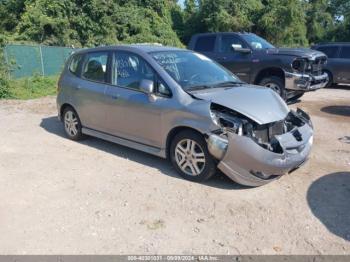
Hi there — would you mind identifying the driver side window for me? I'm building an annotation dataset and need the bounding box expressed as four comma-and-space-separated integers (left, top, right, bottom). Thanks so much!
112, 51, 154, 90
220, 35, 247, 52
112, 51, 171, 96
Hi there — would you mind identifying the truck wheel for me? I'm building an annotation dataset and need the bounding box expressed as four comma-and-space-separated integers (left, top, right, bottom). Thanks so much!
289, 92, 304, 102
170, 130, 217, 182
324, 70, 333, 88
259, 76, 287, 100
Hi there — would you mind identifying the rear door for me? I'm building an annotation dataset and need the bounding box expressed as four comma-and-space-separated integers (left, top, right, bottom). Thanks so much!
338, 46, 350, 83
75, 51, 111, 131
192, 35, 217, 60
214, 34, 252, 82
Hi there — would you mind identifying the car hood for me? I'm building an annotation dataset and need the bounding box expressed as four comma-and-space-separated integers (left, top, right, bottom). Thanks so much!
266, 47, 326, 59
191, 85, 289, 125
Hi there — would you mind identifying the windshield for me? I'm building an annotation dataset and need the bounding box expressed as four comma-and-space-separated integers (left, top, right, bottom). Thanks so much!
241, 34, 275, 50
150, 51, 241, 91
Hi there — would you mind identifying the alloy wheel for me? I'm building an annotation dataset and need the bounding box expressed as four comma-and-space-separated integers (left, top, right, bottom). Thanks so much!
175, 139, 206, 176
64, 111, 79, 137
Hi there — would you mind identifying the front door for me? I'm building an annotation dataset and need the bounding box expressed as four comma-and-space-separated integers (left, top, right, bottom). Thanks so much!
214, 35, 252, 83
104, 51, 172, 148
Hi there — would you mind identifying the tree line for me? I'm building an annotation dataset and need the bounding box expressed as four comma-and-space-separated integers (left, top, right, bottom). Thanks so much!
0, 0, 349, 48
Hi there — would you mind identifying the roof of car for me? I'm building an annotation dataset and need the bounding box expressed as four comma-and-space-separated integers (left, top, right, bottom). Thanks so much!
193, 32, 253, 37
72, 44, 185, 55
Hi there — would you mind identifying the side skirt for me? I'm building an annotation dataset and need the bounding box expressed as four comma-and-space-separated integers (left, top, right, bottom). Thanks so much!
82, 127, 166, 158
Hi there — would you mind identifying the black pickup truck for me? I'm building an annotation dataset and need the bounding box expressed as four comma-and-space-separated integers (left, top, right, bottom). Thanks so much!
188, 32, 329, 101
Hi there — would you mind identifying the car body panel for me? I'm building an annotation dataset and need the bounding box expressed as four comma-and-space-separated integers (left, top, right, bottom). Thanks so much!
104, 85, 166, 147
328, 58, 350, 83
190, 85, 289, 124
74, 79, 110, 131
266, 48, 326, 59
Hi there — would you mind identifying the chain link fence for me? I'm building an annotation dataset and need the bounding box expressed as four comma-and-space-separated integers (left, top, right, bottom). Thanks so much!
4, 44, 75, 79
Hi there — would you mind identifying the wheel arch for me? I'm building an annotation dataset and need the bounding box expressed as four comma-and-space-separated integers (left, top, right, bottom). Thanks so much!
254, 67, 285, 85
323, 69, 334, 84
60, 103, 76, 121
165, 126, 205, 159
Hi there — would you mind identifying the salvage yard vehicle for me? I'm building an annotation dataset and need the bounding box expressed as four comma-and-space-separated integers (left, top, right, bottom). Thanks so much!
312, 42, 350, 87
57, 45, 314, 186
188, 32, 329, 101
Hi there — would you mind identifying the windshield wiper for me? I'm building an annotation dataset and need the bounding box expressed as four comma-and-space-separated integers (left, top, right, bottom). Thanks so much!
212, 81, 245, 88
187, 81, 244, 91
186, 85, 213, 91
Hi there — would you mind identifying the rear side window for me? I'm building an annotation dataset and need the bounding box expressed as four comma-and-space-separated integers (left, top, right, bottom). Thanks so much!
339, 46, 350, 59
69, 54, 83, 75
82, 52, 109, 83
317, 46, 339, 58
194, 36, 216, 52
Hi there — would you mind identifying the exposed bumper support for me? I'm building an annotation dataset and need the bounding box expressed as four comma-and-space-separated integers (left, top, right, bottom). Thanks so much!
207, 134, 228, 160
285, 71, 328, 91
208, 122, 313, 187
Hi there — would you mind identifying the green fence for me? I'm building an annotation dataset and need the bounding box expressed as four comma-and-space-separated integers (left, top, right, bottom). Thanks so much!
4, 44, 76, 79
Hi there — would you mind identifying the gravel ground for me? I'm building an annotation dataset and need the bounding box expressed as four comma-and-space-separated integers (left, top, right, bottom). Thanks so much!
0, 87, 349, 255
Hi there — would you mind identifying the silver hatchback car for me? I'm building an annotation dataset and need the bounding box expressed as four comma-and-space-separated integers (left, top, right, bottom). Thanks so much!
57, 45, 313, 186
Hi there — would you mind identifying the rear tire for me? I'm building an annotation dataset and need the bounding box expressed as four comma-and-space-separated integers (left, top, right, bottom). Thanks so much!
62, 106, 84, 141
259, 76, 287, 100
170, 130, 216, 182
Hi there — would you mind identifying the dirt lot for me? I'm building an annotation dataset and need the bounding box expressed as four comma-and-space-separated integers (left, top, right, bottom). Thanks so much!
0, 87, 349, 255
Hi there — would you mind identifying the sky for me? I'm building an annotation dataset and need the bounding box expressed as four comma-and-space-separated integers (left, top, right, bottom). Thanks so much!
178, 0, 185, 8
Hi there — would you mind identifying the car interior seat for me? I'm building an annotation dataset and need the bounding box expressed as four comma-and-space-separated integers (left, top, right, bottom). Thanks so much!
84, 60, 105, 82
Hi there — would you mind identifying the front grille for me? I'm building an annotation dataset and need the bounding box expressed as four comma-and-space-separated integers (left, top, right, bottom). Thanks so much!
309, 56, 326, 76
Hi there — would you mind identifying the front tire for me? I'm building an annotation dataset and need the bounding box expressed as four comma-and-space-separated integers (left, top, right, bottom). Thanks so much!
324, 70, 333, 88
259, 76, 287, 100
63, 107, 84, 141
170, 130, 216, 182
289, 92, 304, 102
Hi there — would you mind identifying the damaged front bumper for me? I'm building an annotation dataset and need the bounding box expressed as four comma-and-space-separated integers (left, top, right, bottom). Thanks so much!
207, 114, 313, 187
285, 71, 328, 91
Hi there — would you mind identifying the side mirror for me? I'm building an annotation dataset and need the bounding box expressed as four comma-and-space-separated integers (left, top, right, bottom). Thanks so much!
140, 79, 154, 94
231, 44, 251, 54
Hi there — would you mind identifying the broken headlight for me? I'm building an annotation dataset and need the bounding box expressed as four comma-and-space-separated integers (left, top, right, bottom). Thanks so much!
210, 103, 285, 154
291, 58, 309, 73
210, 103, 256, 136
211, 110, 244, 135
211, 110, 284, 153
